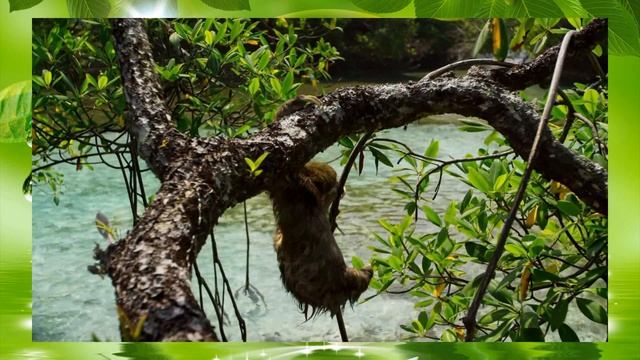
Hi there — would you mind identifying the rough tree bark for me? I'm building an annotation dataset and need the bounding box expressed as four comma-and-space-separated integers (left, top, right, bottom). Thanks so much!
100, 18, 607, 341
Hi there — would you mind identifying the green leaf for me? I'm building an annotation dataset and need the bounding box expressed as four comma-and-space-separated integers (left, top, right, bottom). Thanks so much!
552, 0, 589, 17
424, 139, 439, 158
253, 151, 269, 168
97, 75, 108, 90
505, 243, 528, 257
201, 0, 251, 10
351, 256, 365, 269
496, 264, 523, 290
476, 0, 562, 17
400, 324, 416, 334
473, 20, 491, 56
512, 0, 563, 17
205, 30, 214, 45
519, 311, 545, 341
294, 53, 307, 68
557, 200, 581, 216
475, 0, 513, 17
528, 238, 545, 258
620, 0, 640, 22
435, 227, 449, 248
444, 202, 457, 225
67, 0, 111, 17
248, 77, 260, 96
510, 19, 531, 50
415, 0, 481, 17
592, 44, 603, 56
43, 69, 52, 87
398, 215, 412, 233
467, 168, 491, 193
9, 0, 43, 12
558, 323, 580, 342
282, 72, 294, 95
441, 329, 458, 342
207, 52, 221, 73
370, 148, 393, 167
460, 190, 473, 212
244, 157, 256, 170
269, 77, 282, 96
581, 0, 640, 56
85, 73, 98, 88
422, 205, 442, 227
338, 136, 354, 148
582, 88, 600, 116
549, 299, 569, 331
479, 308, 512, 325
388, 256, 403, 271
351, 0, 411, 13
519, 326, 545, 341
465, 242, 488, 260
493, 173, 509, 191
531, 268, 560, 282
0, 81, 31, 143
477, 319, 514, 342
594, 287, 608, 299
418, 310, 429, 329
459, 119, 491, 132
576, 297, 607, 324
378, 219, 397, 234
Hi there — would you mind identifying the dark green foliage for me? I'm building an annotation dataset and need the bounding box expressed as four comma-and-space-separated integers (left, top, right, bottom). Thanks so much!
357, 18, 607, 341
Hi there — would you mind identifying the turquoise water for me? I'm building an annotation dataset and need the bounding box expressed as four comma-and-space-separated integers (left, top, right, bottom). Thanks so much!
32, 120, 606, 342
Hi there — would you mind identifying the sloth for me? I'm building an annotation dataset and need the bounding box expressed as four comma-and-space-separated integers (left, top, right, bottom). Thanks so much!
270, 162, 373, 318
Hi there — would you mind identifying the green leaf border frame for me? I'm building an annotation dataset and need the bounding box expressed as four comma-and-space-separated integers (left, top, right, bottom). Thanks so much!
1, 0, 638, 359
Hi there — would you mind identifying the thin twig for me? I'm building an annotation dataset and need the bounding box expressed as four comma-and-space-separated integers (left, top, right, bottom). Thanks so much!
557, 89, 578, 143
462, 30, 577, 342
193, 260, 227, 341
114, 151, 136, 222
329, 130, 374, 232
413, 150, 514, 210
130, 134, 149, 208
531, 244, 606, 291
371, 137, 415, 154
336, 311, 349, 342
210, 230, 247, 341
243, 201, 250, 290
209, 232, 230, 336
421, 59, 516, 81
31, 151, 124, 173
587, 51, 606, 80
326, 130, 375, 342
556, 214, 588, 258
573, 112, 608, 157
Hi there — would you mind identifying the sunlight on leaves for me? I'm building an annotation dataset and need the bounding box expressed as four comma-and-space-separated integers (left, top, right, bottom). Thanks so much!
0, 81, 31, 144
9, 0, 43, 12
201, 0, 251, 11
351, 0, 412, 13
67, 0, 111, 17
582, 0, 640, 56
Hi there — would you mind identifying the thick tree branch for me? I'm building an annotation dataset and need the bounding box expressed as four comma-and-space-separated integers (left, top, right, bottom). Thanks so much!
101, 19, 608, 341
111, 19, 187, 177
241, 77, 607, 214
483, 18, 607, 90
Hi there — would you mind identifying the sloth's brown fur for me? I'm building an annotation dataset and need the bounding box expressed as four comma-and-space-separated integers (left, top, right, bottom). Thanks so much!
270, 162, 373, 317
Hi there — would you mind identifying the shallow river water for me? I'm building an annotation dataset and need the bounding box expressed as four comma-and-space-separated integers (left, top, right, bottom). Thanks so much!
32, 88, 606, 343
